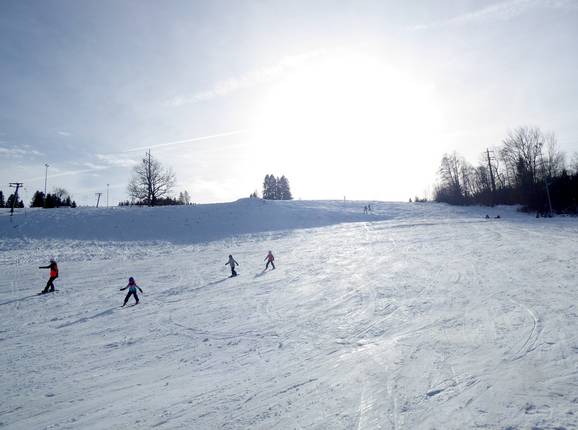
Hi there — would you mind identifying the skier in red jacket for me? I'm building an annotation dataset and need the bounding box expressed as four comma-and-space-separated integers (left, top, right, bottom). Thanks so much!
39, 259, 58, 294
264, 251, 275, 270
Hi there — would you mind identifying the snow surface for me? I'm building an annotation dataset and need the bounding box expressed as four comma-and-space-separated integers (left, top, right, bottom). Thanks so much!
1, 199, 577, 429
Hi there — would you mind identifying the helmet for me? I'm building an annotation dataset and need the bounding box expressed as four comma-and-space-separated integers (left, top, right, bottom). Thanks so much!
50, 258, 56, 262
129, 277, 135, 283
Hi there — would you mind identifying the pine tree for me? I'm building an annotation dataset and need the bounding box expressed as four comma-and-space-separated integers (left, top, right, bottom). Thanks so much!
263, 174, 278, 200
277, 175, 293, 200
30, 191, 45, 207
6, 193, 23, 209
262, 175, 270, 199
0, 190, 4, 208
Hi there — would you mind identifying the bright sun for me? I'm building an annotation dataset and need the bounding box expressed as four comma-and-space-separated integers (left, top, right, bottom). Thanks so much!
251, 51, 444, 200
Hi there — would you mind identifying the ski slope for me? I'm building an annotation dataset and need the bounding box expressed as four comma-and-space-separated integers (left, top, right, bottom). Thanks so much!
1, 200, 577, 429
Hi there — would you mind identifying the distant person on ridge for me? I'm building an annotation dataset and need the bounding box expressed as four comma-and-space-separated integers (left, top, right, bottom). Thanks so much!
264, 251, 275, 270
39, 258, 58, 294
225, 255, 239, 277
120, 277, 143, 307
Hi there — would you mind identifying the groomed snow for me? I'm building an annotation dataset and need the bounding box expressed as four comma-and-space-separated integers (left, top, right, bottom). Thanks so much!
1, 200, 577, 429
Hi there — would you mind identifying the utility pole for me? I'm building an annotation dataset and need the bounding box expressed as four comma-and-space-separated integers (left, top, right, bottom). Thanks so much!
147, 149, 152, 206
486, 149, 497, 206
544, 177, 553, 216
106, 184, 109, 208
44, 164, 49, 207
9, 182, 23, 215
539, 151, 553, 216
95, 192, 102, 208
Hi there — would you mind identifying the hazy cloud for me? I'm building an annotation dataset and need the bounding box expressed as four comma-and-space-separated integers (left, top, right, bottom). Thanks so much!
165, 50, 323, 107
412, 0, 578, 30
122, 129, 250, 153
96, 153, 138, 168
0, 145, 43, 158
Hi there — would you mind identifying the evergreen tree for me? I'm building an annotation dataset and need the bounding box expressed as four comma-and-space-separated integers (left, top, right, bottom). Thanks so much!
30, 191, 45, 207
263, 174, 278, 200
6, 193, 24, 209
262, 174, 293, 200
277, 175, 293, 200
38, 188, 76, 208
0, 190, 4, 208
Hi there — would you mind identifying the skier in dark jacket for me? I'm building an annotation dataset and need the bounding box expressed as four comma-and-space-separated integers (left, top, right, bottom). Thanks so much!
264, 251, 275, 270
120, 277, 143, 306
225, 255, 239, 277
39, 258, 58, 294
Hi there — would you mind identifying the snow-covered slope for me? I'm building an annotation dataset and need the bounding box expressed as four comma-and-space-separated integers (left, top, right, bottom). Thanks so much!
1, 201, 577, 429
1, 198, 387, 244
0, 198, 510, 244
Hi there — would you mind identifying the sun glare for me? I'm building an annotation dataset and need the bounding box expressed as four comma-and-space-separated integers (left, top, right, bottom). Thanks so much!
251, 51, 444, 200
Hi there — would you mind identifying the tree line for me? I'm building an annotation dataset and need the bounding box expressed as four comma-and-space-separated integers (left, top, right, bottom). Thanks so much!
434, 126, 578, 213
0, 190, 24, 209
30, 189, 77, 208
126, 152, 293, 205
0, 188, 77, 209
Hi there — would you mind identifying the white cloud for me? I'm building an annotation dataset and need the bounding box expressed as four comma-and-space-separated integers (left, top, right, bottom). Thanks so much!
0, 146, 43, 158
165, 50, 324, 107
121, 129, 249, 153
95, 153, 138, 168
412, 0, 578, 30
57, 131, 72, 137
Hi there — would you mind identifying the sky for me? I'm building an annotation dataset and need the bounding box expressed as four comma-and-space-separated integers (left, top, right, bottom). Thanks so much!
1, 0, 577, 206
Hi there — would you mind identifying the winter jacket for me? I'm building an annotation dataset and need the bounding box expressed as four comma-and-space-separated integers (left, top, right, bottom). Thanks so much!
226, 257, 239, 268
40, 262, 59, 278
121, 281, 142, 294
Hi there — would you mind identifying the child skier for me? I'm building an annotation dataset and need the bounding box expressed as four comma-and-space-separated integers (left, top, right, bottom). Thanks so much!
264, 251, 275, 270
225, 254, 239, 277
120, 277, 143, 307
39, 258, 58, 294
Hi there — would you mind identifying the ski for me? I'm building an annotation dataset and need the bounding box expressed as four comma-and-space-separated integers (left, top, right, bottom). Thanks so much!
37, 289, 59, 296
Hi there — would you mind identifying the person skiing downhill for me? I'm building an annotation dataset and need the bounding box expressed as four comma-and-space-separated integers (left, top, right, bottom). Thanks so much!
120, 277, 143, 307
39, 258, 58, 294
264, 251, 275, 270
225, 255, 239, 277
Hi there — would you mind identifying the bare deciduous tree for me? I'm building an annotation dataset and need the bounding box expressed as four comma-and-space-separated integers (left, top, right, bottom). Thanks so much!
570, 152, 578, 175
438, 152, 464, 196
541, 132, 565, 178
500, 126, 544, 186
128, 153, 176, 206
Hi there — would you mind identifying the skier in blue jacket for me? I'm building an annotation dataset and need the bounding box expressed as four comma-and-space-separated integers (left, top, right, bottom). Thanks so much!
120, 277, 143, 306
